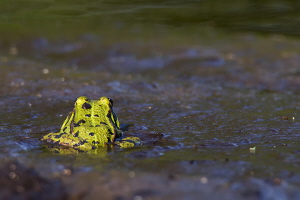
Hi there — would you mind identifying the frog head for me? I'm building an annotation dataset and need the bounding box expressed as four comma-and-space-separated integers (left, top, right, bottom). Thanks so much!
74, 96, 113, 110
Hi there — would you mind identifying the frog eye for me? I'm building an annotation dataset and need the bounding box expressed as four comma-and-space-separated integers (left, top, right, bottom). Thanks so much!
108, 97, 113, 107
75, 96, 90, 105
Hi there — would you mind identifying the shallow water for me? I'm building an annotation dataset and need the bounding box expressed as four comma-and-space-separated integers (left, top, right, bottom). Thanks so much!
1, 1, 300, 199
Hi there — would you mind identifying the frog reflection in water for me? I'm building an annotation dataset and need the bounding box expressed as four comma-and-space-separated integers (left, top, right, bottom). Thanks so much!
42, 96, 141, 151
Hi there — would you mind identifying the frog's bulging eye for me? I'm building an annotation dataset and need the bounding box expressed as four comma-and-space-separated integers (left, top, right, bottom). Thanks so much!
82, 102, 92, 109
75, 96, 89, 105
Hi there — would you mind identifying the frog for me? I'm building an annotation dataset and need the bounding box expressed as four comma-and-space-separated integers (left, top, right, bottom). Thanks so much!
42, 96, 141, 152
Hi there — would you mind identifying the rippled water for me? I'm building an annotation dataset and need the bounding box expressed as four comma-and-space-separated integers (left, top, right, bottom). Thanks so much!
1, 1, 300, 199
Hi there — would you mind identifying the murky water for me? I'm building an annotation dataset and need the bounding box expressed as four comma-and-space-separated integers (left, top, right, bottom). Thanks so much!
1, 1, 300, 199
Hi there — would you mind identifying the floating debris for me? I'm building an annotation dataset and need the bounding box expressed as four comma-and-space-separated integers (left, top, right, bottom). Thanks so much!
250, 146, 256, 153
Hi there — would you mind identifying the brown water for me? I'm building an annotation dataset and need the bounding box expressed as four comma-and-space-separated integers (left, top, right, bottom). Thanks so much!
1, 1, 300, 199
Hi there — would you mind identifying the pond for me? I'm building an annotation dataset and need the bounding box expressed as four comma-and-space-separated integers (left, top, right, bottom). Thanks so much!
1, 0, 300, 199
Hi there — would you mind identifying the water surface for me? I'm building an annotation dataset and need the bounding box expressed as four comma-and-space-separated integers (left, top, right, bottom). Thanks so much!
1, 1, 300, 199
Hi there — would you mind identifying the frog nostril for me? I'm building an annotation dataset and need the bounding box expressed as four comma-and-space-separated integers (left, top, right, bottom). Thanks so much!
82, 103, 92, 109
85, 114, 91, 117
94, 114, 99, 117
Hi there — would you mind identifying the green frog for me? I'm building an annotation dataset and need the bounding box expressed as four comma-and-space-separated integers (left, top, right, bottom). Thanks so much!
42, 96, 141, 152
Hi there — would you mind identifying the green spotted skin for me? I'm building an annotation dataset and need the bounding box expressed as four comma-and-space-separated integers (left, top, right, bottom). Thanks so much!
42, 96, 123, 151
